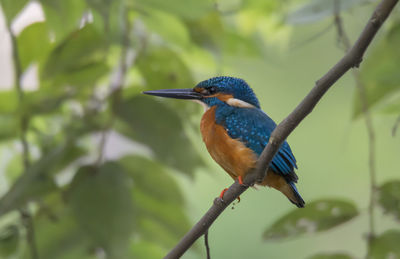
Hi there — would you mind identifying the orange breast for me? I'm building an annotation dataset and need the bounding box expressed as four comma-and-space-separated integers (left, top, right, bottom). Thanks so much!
200, 107, 257, 179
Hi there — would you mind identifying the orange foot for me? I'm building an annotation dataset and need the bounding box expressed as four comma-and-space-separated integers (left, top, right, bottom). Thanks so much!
238, 176, 244, 185
219, 188, 228, 200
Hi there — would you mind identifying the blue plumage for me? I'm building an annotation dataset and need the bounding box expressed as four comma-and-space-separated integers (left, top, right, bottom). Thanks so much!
196, 77, 298, 181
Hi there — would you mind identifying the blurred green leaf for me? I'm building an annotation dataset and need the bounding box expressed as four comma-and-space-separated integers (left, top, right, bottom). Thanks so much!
137, 47, 194, 90
0, 0, 29, 24
307, 252, 355, 259
131, 240, 165, 259
118, 156, 183, 205
287, 0, 368, 25
118, 156, 190, 248
24, 193, 96, 259
17, 22, 51, 72
0, 225, 19, 258
67, 163, 135, 258
0, 145, 68, 215
141, 10, 190, 48
135, 0, 212, 20
114, 96, 203, 175
41, 24, 108, 88
370, 230, 400, 259
354, 22, 400, 117
0, 91, 18, 114
39, 0, 86, 40
263, 199, 358, 240
377, 180, 400, 221
0, 115, 18, 142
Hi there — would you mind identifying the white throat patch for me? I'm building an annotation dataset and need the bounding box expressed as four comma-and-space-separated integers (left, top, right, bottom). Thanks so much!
226, 98, 256, 108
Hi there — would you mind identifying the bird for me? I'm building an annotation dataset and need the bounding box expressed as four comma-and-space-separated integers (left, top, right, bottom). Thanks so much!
143, 76, 305, 208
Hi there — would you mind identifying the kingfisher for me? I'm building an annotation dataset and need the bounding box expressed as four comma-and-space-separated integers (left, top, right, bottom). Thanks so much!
143, 76, 305, 208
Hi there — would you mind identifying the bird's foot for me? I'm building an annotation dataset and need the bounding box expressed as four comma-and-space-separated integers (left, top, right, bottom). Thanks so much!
238, 176, 244, 185
219, 188, 241, 203
219, 188, 228, 201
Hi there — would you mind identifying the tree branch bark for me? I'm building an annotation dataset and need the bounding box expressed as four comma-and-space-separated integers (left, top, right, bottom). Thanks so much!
165, 0, 399, 258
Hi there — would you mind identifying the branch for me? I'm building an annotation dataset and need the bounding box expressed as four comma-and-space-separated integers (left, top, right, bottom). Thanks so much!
6, 23, 39, 259
164, 0, 398, 258
333, 0, 378, 252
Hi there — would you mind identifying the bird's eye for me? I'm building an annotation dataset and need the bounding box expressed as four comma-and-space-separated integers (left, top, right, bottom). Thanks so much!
208, 86, 217, 94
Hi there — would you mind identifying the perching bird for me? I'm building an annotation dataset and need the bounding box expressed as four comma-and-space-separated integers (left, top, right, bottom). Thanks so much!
143, 76, 305, 208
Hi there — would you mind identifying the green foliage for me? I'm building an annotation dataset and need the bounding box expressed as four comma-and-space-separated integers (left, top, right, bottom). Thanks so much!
306, 253, 355, 259
114, 96, 203, 175
354, 21, 400, 117
378, 180, 400, 221
370, 230, 400, 259
0, 225, 19, 258
17, 22, 51, 72
67, 164, 135, 258
0, 0, 29, 24
263, 199, 358, 240
287, 0, 367, 24
41, 24, 108, 88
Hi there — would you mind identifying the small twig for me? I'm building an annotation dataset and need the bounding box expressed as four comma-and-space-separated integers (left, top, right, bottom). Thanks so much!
204, 230, 211, 259
333, 0, 377, 252
290, 22, 335, 50
96, 10, 132, 166
164, 1, 398, 258
6, 23, 39, 259
392, 115, 400, 136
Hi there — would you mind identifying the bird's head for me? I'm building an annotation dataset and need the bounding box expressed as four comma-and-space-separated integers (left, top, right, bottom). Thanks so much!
143, 76, 260, 109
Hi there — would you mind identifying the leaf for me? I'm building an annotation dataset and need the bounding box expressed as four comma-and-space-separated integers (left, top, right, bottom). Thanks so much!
354, 22, 400, 117
39, 0, 87, 40
41, 24, 108, 87
135, 0, 212, 20
263, 199, 358, 240
0, 225, 19, 258
137, 47, 194, 90
131, 240, 166, 259
0, 145, 67, 216
377, 180, 400, 220
370, 230, 400, 259
67, 163, 135, 258
287, 0, 369, 25
0, 0, 29, 24
23, 193, 97, 259
0, 115, 18, 142
114, 96, 203, 175
141, 9, 190, 48
17, 22, 51, 72
307, 253, 355, 259
117, 156, 190, 248
0, 91, 18, 114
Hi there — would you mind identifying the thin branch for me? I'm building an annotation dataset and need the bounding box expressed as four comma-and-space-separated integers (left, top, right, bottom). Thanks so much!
204, 230, 211, 259
96, 11, 132, 166
164, 0, 398, 258
333, 1, 377, 251
6, 23, 39, 259
392, 115, 400, 136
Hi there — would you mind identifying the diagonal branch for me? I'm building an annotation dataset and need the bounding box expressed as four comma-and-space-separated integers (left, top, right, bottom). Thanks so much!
164, 0, 399, 258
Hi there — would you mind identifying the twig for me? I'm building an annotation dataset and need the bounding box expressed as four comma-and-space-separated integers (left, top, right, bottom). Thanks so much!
7, 23, 39, 259
204, 230, 211, 259
392, 115, 400, 136
333, 1, 377, 252
96, 11, 132, 166
164, 0, 398, 258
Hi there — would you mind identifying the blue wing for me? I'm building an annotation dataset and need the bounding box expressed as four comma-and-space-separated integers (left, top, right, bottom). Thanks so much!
222, 107, 298, 181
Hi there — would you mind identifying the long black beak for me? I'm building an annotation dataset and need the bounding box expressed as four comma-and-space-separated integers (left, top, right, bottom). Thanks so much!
143, 88, 202, 100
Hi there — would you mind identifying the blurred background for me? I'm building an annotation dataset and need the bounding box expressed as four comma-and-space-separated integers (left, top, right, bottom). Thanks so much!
0, 0, 399, 258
